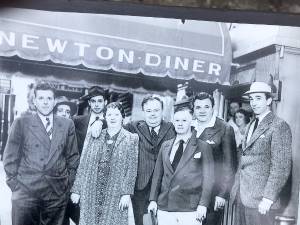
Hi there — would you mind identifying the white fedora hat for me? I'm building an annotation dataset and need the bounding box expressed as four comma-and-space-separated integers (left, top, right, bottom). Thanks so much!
244, 82, 272, 95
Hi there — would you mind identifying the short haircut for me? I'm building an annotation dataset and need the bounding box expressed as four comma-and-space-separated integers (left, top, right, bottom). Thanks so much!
174, 106, 193, 115
193, 92, 214, 108
265, 93, 273, 100
103, 102, 125, 118
34, 82, 56, 98
234, 108, 251, 124
141, 95, 164, 110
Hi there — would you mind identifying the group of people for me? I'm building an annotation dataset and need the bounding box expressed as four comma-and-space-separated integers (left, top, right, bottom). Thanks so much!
2, 81, 292, 225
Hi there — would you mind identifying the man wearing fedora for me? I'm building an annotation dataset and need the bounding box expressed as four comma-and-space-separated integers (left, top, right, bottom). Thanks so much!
67, 86, 108, 225
55, 96, 78, 119
231, 82, 292, 225
73, 86, 108, 155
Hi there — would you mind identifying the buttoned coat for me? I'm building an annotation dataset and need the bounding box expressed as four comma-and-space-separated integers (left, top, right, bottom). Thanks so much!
73, 114, 107, 154
231, 112, 292, 209
124, 120, 176, 190
3, 114, 79, 197
149, 132, 214, 212
197, 118, 237, 201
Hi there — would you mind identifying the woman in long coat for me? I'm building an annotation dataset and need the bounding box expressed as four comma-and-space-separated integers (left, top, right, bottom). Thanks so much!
71, 102, 139, 225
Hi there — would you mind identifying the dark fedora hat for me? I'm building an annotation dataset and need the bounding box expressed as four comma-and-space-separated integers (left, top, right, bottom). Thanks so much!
80, 86, 107, 101
55, 96, 78, 116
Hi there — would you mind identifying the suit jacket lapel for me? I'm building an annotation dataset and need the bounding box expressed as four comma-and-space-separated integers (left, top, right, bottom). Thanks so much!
162, 138, 175, 173
199, 122, 221, 141
81, 114, 90, 137
137, 122, 152, 143
30, 114, 51, 149
174, 133, 197, 174
244, 112, 274, 151
46, 116, 64, 163
156, 121, 172, 146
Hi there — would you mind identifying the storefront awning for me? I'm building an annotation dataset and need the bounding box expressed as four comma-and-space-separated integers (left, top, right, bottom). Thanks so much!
0, 8, 232, 84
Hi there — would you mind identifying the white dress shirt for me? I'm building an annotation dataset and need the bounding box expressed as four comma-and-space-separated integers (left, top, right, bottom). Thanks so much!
194, 116, 217, 138
246, 110, 271, 143
169, 132, 192, 163
38, 113, 53, 139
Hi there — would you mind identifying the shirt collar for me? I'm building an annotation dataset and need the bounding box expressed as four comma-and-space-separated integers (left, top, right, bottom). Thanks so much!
256, 110, 271, 122
197, 115, 216, 129
149, 125, 160, 134
174, 132, 192, 145
38, 112, 53, 125
89, 112, 104, 124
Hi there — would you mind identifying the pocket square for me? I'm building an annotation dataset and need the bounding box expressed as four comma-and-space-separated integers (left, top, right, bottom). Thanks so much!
206, 140, 215, 145
194, 152, 202, 159
259, 134, 265, 139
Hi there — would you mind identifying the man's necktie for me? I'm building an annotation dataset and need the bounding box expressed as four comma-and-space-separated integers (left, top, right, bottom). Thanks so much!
252, 118, 259, 134
45, 117, 52, 139
90, 116, 100, 127
151, 127, 159, 144
171, 140, 184, 171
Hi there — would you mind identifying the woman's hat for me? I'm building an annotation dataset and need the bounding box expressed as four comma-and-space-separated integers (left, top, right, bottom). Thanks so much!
244, 82, 272, 95
80, 86, 107, 101
55, 96, 78, 116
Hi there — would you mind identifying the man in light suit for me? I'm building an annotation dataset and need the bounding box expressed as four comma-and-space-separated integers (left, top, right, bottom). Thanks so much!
124, 95, 176, 225
148, 106, 214, 225
231, 82, 292, 225
192, 92, 237, 225
3, 82, 79, 225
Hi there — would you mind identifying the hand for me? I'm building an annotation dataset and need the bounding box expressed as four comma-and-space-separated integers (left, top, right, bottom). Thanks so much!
71, 193, 80, 204
214, 196, 226, 211
258, 198, 273, 215
148, 201, 158, 216
196, 205, 207, 223
119, 195, 130, 211
90, 120, 103, 138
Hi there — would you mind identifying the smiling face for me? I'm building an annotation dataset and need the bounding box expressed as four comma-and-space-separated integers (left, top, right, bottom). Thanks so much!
193, 98, 214, 123
34, 90, 56, 116
143, 99, 163, 128
249, 93, 272, 116
235, 112, 246, 127
88, 95, 106, 114
105, 107, 123, 129
56, 104, 71, 118
173, 110, 192, 135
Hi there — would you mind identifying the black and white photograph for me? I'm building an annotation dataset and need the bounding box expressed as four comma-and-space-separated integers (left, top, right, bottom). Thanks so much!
0, 5, 299, 225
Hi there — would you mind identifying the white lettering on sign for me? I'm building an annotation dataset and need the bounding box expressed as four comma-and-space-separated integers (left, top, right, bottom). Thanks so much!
74, 42, 90, 57
96, 46, 114, 60
174, 57, 189, 70
193, 60, 205, 73
208, 63, 221, 76
0, 30, 224, 78
22, 34, 39, 50
118, 49, 134, 64
0, 31, 15, 46
165, 56, 171, 69
46, 38, 68, 54
145, 53, 161, 67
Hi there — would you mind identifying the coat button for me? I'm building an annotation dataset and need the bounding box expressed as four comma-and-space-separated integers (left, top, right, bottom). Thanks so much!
40, 158, 44, 161
35, 144, 39, 147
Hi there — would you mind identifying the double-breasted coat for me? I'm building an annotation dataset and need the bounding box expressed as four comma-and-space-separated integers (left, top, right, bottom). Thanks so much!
149, 132, 214, 211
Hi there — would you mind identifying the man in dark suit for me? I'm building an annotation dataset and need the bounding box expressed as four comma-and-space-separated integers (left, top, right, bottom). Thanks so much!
192, 92, 237, 225
124, 95, 176, 225
3, 82, 79, 225
148, 106, 214, 225
73, 86, 108, 155
66, 86, 108, 225
231, 82, 292, 225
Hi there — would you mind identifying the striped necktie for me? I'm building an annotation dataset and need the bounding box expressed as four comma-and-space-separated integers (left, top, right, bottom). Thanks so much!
45, 117, 53, 139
